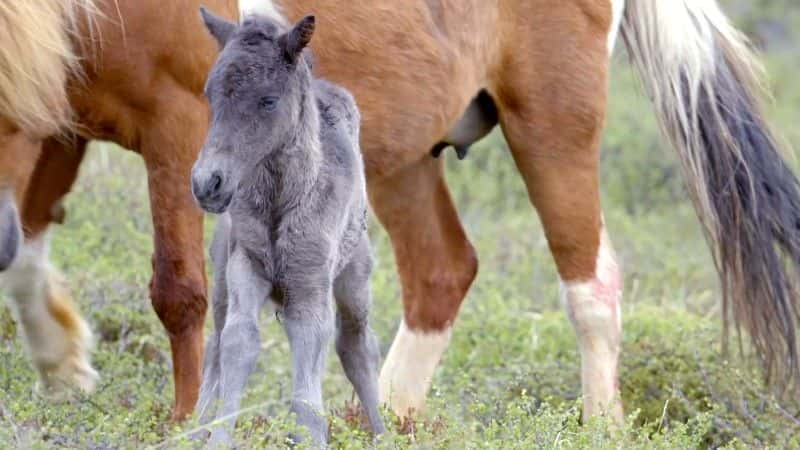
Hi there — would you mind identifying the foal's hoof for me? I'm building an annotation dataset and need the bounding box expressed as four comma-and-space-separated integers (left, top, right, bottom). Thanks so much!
185, 427, 210, 445
287, 432, 329, 449
208, 429, 235, 449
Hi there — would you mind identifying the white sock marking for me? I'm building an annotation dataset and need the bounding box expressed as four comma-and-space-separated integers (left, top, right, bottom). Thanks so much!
379, 320, 452, 418
560, 228, 623, 421
0, 230, 96, 393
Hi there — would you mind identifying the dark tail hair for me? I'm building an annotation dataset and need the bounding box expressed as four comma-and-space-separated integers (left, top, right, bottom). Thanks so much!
622, 0, 800, 388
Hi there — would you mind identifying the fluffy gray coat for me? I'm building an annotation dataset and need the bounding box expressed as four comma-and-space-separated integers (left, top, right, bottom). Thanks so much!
190, 9, 385, 447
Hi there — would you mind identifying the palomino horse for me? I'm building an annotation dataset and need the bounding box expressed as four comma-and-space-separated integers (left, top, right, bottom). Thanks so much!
2, 0, 799, 423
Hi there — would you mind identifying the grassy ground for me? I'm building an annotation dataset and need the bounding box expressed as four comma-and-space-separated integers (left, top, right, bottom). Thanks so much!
2, 6, 800, 450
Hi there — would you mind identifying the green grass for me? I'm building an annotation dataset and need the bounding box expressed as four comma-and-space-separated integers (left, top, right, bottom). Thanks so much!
2, 11, 800, 450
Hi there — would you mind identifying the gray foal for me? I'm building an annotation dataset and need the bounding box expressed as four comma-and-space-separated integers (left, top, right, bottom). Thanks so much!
191, 9, 385, 447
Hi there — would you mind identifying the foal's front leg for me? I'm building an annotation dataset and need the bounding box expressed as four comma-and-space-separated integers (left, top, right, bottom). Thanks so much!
208, 248, 270, 447
282, 271, 335, 446
196, 215, 231, 427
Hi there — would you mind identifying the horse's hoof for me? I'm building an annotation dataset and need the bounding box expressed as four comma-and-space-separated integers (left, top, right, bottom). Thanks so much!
37, 355, 99, 398
57, 357, 99, 393
35, 330, 98, 398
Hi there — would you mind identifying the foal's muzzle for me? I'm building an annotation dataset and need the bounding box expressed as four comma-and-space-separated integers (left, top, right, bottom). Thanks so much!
191, 169, 233, 214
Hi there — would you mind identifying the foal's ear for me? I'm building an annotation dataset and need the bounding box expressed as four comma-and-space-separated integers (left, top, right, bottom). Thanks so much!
200, 6, 236, 49
280, 15, 315, 62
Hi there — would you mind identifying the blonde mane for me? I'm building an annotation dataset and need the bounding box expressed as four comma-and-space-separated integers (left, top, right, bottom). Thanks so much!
0, 0, 98, 136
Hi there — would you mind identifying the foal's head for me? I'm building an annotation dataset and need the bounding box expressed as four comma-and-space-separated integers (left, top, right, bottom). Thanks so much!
191, 8, 315, 213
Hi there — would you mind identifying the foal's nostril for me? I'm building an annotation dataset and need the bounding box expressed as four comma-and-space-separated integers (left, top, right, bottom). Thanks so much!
210, 172, 222, 193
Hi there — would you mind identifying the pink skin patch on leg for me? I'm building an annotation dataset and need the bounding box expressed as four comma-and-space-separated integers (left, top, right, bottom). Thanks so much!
591, 231, 622, 328
561, 228, 623, 422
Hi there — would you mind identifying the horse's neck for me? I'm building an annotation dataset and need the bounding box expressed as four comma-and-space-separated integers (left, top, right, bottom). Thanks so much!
240, 89, 322, 218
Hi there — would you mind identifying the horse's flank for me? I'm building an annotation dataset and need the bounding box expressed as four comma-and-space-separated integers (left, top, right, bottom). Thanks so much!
0, 0, 99, 137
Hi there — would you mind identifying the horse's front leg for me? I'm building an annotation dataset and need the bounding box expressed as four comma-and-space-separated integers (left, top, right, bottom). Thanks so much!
139, 93, 210, 420
0, 133, 97, 394
207, 246, 270, 448
282, 269, 335, 446
0, 189, 21, 271
0, 120, 39, 270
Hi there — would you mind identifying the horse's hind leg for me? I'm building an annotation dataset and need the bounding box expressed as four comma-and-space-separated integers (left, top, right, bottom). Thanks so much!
333, 235, 386, 434
196, 214, 231, 427
1, 136, 97, 394
371, 157, 478, 419
495, 1, 622, 422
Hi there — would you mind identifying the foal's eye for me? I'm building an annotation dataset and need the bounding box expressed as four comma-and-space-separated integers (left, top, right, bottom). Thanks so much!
258, 96, 279, 112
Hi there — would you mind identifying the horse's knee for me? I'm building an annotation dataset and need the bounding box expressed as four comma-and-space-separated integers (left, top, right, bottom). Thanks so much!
149, 255, 207, 333
404, 247, 478, 331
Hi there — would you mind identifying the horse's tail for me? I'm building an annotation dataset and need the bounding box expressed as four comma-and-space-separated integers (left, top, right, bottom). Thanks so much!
0, 0, 98, 136
622, 0, 800, 389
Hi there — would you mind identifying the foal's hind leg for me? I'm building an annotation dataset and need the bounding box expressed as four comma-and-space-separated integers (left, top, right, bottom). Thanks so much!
1, 137, 97, 394
333, 235, 385, 434
370, 157, 477, 419
496, 2, 622, 422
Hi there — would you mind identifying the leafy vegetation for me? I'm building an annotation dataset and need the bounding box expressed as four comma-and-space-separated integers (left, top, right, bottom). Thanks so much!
1, 3, 799, 448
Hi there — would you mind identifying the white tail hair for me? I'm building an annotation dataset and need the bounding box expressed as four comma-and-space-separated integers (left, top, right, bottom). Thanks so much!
623, 0, 800, 390
0, 0, 99, 136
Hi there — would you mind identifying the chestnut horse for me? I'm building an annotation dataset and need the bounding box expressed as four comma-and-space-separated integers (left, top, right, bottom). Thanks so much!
2, 0, 799, 424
